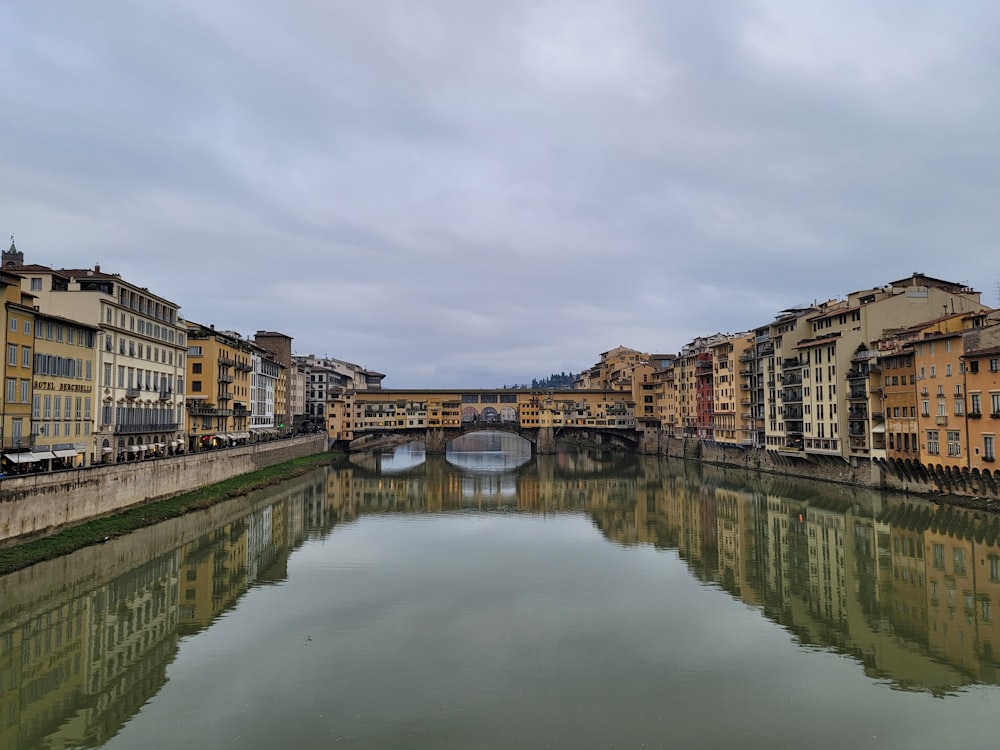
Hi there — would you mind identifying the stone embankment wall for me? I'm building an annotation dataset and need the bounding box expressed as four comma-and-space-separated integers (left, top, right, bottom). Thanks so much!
0, 435, 327, 546
653, 434, 1000, 502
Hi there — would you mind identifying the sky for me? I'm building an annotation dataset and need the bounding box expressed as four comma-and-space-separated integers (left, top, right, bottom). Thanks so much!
3, 1, 1000, 388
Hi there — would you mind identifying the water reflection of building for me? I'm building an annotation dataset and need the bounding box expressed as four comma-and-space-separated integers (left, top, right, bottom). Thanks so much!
925, 510, 986, 674
315, 455, 1000, 692
0, 470, 334, 749
0, 551, 180, 749
178, 520, 249, 634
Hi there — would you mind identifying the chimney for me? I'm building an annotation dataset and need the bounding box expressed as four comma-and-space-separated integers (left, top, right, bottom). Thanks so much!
94, 264, 101, 273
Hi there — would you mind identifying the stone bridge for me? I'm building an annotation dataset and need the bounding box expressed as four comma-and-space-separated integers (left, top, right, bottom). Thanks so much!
328, 388, 643, 454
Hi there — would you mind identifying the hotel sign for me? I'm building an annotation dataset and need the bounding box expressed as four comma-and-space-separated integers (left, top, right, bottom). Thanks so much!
33, 381, 92, 392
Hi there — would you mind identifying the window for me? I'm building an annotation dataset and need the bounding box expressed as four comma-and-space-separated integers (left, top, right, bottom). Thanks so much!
947, 431, 961, 456
5, 378, 15, 402
955, 400, 964, 416
932, 544, 945, 569
192, 381, 202, 392
954, 549, 968, 576
971, 393, 982, 414
969, 360, 980, 374
921, 400, 930, 417
985, 435, 995, 462
30, 277, 42, 291
19, 379, 28, 403
930, 365, 936, 378
992, 358, 1000, 373
8, 317, 16, 331
945, 364, 952, 377
192, 362, 202, 374
20, 346, 29, 368
6, 345, 16, 366
927, 430, 940, 455
23, 320, 30, 335
992, 393, 1000, 415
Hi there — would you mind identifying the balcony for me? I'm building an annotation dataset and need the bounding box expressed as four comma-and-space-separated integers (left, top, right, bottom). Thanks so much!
126, 387, 140, 399
219, 373, 234, 384
219, 390, 233, 401
219, 356, 236, 367
236, 361, 252, 372
116, 422, 179, 434
935, 416, 948, 426
188, 402, 217, 415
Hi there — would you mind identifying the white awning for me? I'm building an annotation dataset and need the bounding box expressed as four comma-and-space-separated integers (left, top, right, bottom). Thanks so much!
224, 433, 237, 440
170, 440, 180, 448
214, 434, 228, 441
53, 449, 78, 458
128, 445, 140, 453
102, 447, 114, 454
4, 453, 38, 463
234, 432, 250, 440
32, 451, 57, 460
871, 423, 886, 433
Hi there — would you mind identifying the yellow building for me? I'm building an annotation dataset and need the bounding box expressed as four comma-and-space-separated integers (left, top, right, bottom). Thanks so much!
185, 321, 254, 451
575, 346, 650, 391
328, 389, 636, 443
712, 333, 753, 446
961, 340, 1000, 470
909, 312, 993, 469
31, 312, 99, 467
1, 269, 36, 467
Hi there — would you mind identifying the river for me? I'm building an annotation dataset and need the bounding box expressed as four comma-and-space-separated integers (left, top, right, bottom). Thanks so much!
2, 433, 999, 749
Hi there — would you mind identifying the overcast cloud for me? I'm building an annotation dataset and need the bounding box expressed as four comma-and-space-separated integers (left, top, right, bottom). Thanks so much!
2, 1, 999, 386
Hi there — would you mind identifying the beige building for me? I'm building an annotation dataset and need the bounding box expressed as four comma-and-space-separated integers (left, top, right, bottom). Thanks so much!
791, 274, 986, 461
7, 255, 188, 463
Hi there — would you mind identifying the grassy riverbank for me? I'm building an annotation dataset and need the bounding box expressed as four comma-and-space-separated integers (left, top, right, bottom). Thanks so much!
0, 452, 341, 576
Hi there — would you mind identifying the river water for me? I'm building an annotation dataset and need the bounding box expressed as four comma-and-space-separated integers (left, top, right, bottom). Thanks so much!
2, 433, 1000, 749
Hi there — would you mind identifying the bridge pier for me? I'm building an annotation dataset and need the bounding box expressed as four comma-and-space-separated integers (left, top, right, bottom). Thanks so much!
536, 427, 556, 455
425, 428, 448, 455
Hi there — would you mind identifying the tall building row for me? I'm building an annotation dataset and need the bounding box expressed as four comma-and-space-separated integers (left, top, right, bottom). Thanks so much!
0, 242, 351, 470
577, 273, 1000, 474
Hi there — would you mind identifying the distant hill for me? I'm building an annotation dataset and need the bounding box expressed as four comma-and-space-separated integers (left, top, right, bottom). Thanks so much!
503, 372, 577, 390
